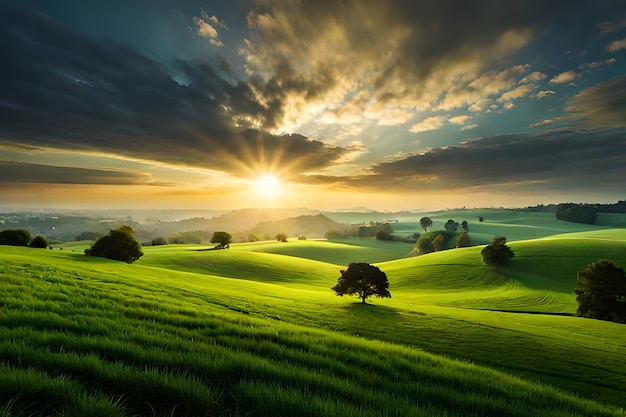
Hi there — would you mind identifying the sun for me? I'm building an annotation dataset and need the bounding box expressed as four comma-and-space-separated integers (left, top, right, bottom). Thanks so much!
255, 174, 282, 199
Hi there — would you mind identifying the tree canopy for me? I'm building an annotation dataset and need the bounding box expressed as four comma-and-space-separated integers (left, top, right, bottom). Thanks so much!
574, 260, 626, 323
30, 235, 48, 249
481, 236, 514, 271
276, 233, 288, 242
419, 217, 432, 232
331, 263, 391, 304
210, 231, 232, 248
0, 228, 32, 247
85, 226, 143, 263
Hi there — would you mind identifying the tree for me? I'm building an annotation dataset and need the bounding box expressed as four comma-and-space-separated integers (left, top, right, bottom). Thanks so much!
331, 263, 391, 304
461, 220, 469, 232
0, 229, 32, 246
574, 260, 626, 323
30, 235, 48, 249
416, 235, 434, 254
478, 216, 484, 222
375, 230, 393, 241
85, 226, 143, 263
419, 217, 433, 232
481, 236, 514, 271
210, 231, 232, 248
444, 220, 459, 233
151, 237, 168, 246
455, 232, 471, 248
432, 234, 444, 251
276, 233, 288, 242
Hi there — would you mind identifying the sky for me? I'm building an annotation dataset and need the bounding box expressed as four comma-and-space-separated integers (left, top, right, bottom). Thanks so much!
1, 0, 625, 211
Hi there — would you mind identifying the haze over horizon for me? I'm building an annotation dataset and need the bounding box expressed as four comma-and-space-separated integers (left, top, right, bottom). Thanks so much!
1, 1, 625, 212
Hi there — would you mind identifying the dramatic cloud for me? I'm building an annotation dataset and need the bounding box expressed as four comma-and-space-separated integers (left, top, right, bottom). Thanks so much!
0, 161, 159, 185
0, 8, 350, 178
322, 129, 626, 194
566, 76, 626, 128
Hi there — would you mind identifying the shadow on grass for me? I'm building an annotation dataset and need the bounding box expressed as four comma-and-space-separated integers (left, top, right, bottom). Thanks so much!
342, 302, 401, 319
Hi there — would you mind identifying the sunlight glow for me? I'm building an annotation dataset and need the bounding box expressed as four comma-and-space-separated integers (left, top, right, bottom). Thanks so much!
255, 174, 282, 199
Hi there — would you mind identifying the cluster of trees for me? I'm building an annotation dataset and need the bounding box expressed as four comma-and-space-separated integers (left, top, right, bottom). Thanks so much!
415, 217, 471, 255
556, 204, 598, 225
325, 222, 393, 239
556, 200, 626, 225
0, 228, 48, 249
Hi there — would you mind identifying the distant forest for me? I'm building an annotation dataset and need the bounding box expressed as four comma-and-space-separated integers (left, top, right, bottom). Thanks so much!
519, 200, 626, 225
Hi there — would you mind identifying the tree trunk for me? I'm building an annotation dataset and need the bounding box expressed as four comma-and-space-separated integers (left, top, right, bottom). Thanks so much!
361, 295, 367, 303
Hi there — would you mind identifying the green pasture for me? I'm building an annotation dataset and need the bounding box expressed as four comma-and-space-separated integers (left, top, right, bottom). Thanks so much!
1, 220, 626, 416
392, 210, 617, 245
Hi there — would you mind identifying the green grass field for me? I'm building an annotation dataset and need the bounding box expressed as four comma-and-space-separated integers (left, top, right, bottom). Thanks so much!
1, 211, 626, 416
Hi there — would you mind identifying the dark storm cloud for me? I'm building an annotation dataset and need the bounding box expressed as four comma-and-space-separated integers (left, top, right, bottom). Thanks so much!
244, 0, 625, 116
0, 7, 348, 175
0, 161, 161, 185
566, 76, 626, 128
306, 129, 626, 193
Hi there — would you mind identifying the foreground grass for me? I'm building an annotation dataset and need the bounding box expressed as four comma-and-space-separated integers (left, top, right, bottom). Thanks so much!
1, 235, 626, 416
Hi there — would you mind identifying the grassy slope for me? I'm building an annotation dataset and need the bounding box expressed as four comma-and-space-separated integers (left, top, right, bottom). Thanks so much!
1, 226, 626, 415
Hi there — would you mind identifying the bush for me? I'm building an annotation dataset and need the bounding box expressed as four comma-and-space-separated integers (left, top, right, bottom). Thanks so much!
86, 226, 143, 263
30, 235, 48, 248
375, 230, 393, 241
151, 237, 168, 246
481, 236, 514, 271
0, 229, 32, 246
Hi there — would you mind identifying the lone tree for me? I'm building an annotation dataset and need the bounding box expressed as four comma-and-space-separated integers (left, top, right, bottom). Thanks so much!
461, 220, 469, 232
481, 236, 514, 271
210, 231, 232, 248
85, 226, 143, 263
574, 260, 626, 323
419, 217, 433, 233
331, 262, 391, 304
276, 233, 288, 242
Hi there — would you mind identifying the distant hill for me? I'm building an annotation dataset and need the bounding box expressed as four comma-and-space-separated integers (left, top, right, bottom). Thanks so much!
246, 213, 345, 239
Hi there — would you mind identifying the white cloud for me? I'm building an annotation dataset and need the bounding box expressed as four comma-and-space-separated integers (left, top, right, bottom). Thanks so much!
449, 115, 471, 125
519, 71, 546, 84
606, 37, 626, 53
461, 124, 478, 131
468, 98, 492, 112
579, 58, 617, 70
503, 102, 514, 110
535, 90, 556, 99
194, 17, 219, 38
530, 119, 554, 127
549, 71, 580, 84
409, 116, 447, 133
497, 84, 535, 102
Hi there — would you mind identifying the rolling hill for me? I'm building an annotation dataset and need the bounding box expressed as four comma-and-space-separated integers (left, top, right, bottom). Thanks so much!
1, 221, 625, 416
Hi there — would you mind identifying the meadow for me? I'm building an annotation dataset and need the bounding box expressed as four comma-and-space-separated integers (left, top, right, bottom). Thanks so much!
1, 210, 625, 416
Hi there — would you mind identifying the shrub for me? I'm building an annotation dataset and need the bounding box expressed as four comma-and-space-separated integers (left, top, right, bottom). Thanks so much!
30, 235, 48, 248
